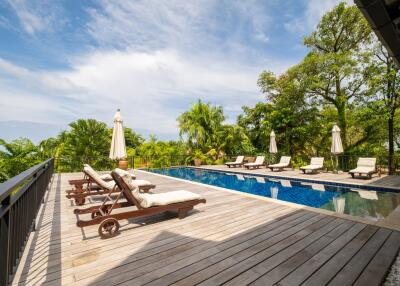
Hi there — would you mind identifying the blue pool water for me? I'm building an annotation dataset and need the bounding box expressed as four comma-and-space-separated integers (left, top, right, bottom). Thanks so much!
148, 167, 400, 221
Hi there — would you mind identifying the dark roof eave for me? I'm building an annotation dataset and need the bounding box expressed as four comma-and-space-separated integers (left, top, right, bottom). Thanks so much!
355, 0, 400, 66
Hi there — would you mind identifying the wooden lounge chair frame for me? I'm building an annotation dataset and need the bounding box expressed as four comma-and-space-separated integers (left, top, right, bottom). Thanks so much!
225, 156, 244, 168
66, 169, 155, 206
268, 156, 291, 172
244, 156, 265, 170
349, 158, 378, 179
300, 157, 324, 174
74, 171, 206, 238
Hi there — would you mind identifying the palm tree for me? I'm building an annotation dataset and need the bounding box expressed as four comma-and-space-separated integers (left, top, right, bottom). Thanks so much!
0, 138, 41, 181
57, 119, 111, 171
178, 99, 225, 152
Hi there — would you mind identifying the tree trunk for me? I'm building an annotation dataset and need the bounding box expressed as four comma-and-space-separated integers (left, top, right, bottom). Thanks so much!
337, 102, 347, 151
335, 77, 347, 151
388, 113, 395, 174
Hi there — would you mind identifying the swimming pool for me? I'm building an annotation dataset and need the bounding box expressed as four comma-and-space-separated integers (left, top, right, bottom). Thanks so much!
147, 167, 400, 221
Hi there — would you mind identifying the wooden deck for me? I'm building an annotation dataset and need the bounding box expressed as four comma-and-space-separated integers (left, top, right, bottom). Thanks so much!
11, 170, 400, 286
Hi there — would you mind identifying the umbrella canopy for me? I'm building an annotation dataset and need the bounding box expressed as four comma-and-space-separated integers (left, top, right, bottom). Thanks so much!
269, 130, 278, 154
331, 124, 343, 155
109, 109, 127, 160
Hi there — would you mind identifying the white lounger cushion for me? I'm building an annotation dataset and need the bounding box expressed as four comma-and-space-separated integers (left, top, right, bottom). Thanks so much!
115, 169, 201, 208
301, 157, 324, 170
245, 156, 265, 166
132, 179, 154, 187
269, 156, 291, 168
84, 165, 115, 190
349, 166, 376, 174
99, 172, 136, 180
270, 163, 287, 168
84, 164, 136, 181
140, 191, 202, 208
226, 156, 244, 165
301, 165, 323, 170
350, 158, 376, 174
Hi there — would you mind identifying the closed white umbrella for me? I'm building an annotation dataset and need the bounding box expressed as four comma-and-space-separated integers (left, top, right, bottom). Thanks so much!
109, 109, 127, 161
269, 130, 278, 154
331, 124, 343, 173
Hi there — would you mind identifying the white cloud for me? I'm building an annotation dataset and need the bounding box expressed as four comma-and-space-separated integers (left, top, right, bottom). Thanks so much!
0, 49, 292, 136
86, 0, 273, 59
5, 0, 64, 35
0, 0, 299, 140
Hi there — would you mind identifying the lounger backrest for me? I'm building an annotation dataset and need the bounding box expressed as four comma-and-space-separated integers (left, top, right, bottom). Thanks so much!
236, 156, 244, 163
357, 157, 376, 168
280, 156, 291, 165
310, 157, 324, 166
83, 165, 113, 190
112, 169, 145, 209
255, 156, 265, 164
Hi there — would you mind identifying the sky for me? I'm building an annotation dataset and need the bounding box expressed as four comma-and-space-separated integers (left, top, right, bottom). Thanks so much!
0, 0, 349, 143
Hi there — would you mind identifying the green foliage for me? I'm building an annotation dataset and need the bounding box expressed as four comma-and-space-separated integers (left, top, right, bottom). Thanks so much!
0, 138, 41, 181
124, 128, 144, 149
178, 99, 255, 157
2, 3, 400, 177
178, 99, 225, 152
298, 2, 373, 150
55, 119, 112, 172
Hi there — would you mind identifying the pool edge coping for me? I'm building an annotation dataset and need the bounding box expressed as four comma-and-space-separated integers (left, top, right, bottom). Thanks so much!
136, 169, 400, 232
192, 166, 400, 192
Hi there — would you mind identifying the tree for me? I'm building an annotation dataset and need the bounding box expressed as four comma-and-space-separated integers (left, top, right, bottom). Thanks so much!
57, 119, 111, 171
177, 99, 225, 152
298, 2, 372, 150
0, 138, 41, 181
251, 70, 323, 157
368, 43, 400, 173
124, 128, 144, 149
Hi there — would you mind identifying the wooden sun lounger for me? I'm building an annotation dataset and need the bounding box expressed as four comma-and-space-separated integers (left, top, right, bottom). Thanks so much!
67, 165, 137, 197
225, 156, 244, 168
75, 170, 206, 238
300, 157, 324, 174
268, 156, 291, 172
66, 165, 154, 205
244, 156, 265, 169
349, 158, 377, 179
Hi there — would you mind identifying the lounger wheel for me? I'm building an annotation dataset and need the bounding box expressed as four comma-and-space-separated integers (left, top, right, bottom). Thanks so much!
91, 210, 102, 219
98, 218, 120, 239
75, 197, 86, 206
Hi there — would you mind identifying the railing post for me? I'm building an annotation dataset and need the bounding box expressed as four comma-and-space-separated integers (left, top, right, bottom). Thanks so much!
0, 195, 10, 286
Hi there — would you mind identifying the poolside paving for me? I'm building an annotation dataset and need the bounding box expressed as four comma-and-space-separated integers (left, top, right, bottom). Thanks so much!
11, 170, 400, 286
197, 164, 400, 190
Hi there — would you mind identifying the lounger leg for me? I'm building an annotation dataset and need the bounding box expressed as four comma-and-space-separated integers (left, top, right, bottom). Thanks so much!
351, 173, 354, 178
178, 206, 193, 219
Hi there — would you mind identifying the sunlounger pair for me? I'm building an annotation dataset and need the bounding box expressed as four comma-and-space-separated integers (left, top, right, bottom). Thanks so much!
75, 169, 206, 238
66, 164, 155, 205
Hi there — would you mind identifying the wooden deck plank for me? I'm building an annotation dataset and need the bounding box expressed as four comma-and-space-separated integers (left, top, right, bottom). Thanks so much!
197, 216, 339, 286
261, 222, 367, 286
327, 227, 392, 286
301, 225, 379, 286
354, 231, 400, 286
248, 219, 356, 286
10, 170, 400, 286
81, 212, 317, 286
146, 214, 323, 286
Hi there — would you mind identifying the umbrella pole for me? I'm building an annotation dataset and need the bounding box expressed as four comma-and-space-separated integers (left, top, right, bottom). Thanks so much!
335, 155, 339, 174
